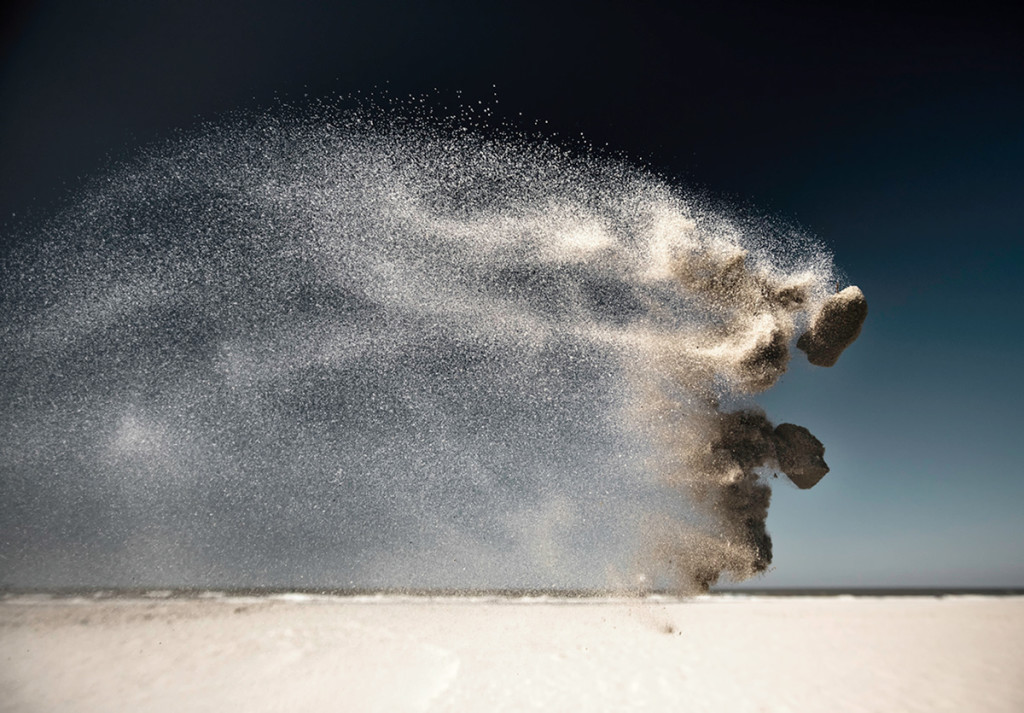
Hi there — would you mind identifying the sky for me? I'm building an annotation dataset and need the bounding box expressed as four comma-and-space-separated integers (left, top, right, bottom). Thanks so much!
1, 1, 1022, 589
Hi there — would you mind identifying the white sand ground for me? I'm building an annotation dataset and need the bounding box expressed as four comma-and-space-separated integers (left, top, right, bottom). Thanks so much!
2, 594, 1022, 712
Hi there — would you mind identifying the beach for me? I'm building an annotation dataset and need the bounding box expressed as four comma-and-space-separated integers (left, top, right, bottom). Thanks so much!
2, 593, 1022, 712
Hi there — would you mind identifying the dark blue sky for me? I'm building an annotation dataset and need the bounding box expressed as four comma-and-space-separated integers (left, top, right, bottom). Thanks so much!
2, 1, 1021, 587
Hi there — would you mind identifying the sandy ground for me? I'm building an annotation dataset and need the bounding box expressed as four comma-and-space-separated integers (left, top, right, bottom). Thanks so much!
1, 594, 1022, 712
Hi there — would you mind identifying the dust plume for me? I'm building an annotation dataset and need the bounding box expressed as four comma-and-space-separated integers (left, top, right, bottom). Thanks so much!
0, 105, 865, 590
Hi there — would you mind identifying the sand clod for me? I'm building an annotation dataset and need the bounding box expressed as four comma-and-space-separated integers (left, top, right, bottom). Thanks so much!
797, 286, 868, 367
774, 423, 829, 489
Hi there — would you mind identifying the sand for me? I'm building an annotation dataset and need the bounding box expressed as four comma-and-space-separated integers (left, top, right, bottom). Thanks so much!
2, 594, 1022, 712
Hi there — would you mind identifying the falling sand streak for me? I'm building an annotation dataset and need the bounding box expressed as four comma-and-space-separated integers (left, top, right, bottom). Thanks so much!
639, 246, 866, 590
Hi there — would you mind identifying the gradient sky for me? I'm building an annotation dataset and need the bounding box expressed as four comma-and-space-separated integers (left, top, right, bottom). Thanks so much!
1, 1, 1021, 588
